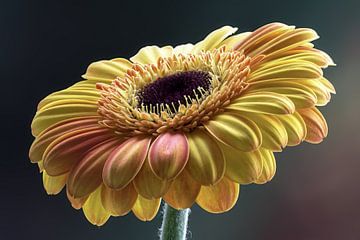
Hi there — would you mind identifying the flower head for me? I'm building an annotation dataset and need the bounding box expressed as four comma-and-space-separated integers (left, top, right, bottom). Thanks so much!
29, 23, 335, 226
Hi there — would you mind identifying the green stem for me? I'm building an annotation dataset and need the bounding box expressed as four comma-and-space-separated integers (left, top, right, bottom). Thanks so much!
159, 203, 190, 240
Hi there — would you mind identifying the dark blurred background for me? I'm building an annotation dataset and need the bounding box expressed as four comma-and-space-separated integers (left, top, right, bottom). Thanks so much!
1, 0, 359, 239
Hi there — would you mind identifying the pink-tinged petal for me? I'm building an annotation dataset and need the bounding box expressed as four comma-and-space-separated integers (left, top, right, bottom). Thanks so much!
255, 149, 276, 184
196, 178, 240, 214
82, 186, 111, 226
148, 132, 189, 180
67, 139, 121, 198
43, 127, 113, 176
42, 171, 67, 195
101, 184, 137, 216
29, 117, 100, 162
66, 188, 88, 210
102, 136, 152, 190
163, 170, 201, 209
298, 107, 328, 143
132, 195, 161, 221
133, 159, 172, 199
186, 129, 225, 185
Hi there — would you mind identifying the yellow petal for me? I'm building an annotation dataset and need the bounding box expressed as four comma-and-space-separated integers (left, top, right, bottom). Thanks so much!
43, 127, 112, 176
82, 186, 111, 226
31, 103, 98, 136
319, 77, 336, 94
173, 43, 194, 55
241, 113, 288, 151
186, 129, 225, 185
163, 170, 201, 209
133, 159, 172, 199
196, 178, 239, 213
227, 92, 295, 115
82, 58, 132, 83
130, 45, 173, 64
29, 117, 100, 161
220, 143, 263, 184
220, 32, 251, 50
247, 80, 317, 109
300, 79, 331, 106
42, 171, 67, 195
255, 149, 276, 184
103, 136, 151, 189
67, 139, 120, 198
298, 107, 328, 143
277, 112, 307, 146
204, 112, 262, 152
192, 26, 238, 53
132, 195, 161, 221
148, 132, 189, 180
101, 183, 137, 216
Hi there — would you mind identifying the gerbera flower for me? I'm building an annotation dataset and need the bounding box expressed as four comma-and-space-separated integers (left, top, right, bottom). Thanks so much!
29, 22, 335, 226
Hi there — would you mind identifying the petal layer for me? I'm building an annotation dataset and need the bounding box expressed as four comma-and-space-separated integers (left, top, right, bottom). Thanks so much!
103, 136, 151, 189
101, 184, 138, 216
196, 178, 239, 213
148, 132, 189, 180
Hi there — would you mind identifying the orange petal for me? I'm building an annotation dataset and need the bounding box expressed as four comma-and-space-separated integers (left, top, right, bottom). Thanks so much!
204, 112, 262, 152
163, 170, 201, 209
220, 143, 263, 184
82, 186, 111, 226
42, 171, 67, 195
101, 183, 137, 216
255, 149, 276, 184
66, 188, 88, 210
43, 127, 113, 176
148, 132, 189, 180
186, 129, 225, 185
196, 178, 240, 213
298, 107, 328, 143
29, 117, 100, 162
132, 195, 161, 221
67, 139, 120, 198
133, 159, 172, 199
103, 136, 151, 189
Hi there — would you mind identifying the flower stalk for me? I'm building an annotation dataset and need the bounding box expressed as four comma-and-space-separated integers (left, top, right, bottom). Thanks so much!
160, 203, 190, 240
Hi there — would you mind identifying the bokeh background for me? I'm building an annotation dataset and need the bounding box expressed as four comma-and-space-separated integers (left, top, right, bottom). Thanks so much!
2, 0, 359, 239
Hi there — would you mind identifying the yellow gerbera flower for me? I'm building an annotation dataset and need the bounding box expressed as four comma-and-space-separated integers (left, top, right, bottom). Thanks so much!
29, 22, 335, 226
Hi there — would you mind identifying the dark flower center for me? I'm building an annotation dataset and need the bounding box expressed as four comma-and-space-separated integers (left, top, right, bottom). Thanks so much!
137, 71, 211, 112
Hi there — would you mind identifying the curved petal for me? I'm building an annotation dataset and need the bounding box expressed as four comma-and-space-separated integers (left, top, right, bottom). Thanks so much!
130, 45, 173, 64
82, 186, 111, 226
132, 195, 161, 221
67, 139, 120, 198
103, 136, 152, 189
226, 92, 295, 115
247, 80, 317, 109
163, 170, 201, 209
148, 132, 189, 180
66, 188, 88, 210
133, 159, 172, 199
276, 112, 307, 146
298, 107, 328, 143
204, 112, 262, 152
186, 129, 225, 185
82, 58, 132, 83
220, 32, 251, 50
255, 149, 276, 184
241, 113, 288, 151
193, 26, 238, 53
31, 102, 98, 136
220, 143, 263, 184
196, 177, 239, 213
29, 117, 100, 162
42, 171, 67, 195
101, 183, 137, 216
43, 127, 113, 176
